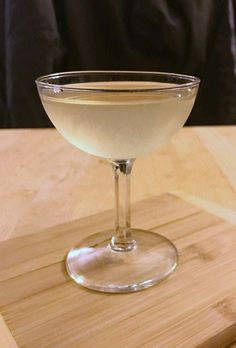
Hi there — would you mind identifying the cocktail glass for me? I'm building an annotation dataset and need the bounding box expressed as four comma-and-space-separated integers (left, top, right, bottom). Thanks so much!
36, 71, 200, 293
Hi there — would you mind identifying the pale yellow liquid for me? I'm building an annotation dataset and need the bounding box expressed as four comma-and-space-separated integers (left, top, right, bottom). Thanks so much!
41, 81, 197, 159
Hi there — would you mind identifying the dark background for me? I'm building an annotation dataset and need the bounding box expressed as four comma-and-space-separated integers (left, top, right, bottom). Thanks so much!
1, 0, 236, 128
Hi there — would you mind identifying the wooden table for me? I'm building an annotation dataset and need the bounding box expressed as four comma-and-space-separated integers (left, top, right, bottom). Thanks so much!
1, 126, 236, 347
1, 126, 236, 241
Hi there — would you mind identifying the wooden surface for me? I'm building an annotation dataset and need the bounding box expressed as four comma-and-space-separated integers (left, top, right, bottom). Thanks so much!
0, 193, 236, 348
1, 126, 236, 347
1, 127, 236, 242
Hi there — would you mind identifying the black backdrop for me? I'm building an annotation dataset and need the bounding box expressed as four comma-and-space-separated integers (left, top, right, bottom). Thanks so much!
1, 0, 236, 127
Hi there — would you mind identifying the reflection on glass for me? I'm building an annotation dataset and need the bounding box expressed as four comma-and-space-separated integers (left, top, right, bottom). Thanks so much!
36, 71, 200, 293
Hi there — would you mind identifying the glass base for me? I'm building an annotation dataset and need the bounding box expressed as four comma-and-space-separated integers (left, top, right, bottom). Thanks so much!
66, 229, 178, 293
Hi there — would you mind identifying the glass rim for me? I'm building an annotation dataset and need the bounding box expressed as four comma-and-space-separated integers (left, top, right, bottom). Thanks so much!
35, 70, 200, 92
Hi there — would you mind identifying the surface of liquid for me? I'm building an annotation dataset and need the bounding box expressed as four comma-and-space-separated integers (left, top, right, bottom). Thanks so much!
41, 81, 197, 159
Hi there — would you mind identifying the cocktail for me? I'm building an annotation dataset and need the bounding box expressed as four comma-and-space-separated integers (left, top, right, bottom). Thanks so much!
36, 71, 199, 292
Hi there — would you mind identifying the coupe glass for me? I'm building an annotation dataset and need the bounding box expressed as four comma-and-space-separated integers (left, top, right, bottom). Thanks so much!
36, 71, 200, 293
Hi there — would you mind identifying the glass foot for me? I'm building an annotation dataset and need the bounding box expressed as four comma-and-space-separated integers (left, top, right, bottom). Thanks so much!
66, 229, 178, 293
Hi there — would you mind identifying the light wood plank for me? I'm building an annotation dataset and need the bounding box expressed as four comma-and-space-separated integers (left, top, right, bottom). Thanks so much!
1, 127, 236, 242
173, 191, 236, 224
0, 315, 18, 348
1, 127, 236, 346
0, 195, 236, 347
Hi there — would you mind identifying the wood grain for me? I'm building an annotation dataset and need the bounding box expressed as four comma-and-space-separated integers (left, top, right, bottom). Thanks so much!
0, 315, 18, 348
1, 127, 236, 241
0, 194, 236, 348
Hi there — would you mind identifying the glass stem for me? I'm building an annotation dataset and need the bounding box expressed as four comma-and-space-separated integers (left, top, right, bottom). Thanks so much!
110, 159, 136, 252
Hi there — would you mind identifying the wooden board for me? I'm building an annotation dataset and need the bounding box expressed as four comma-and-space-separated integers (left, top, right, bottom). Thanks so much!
0, 194, 236, 348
